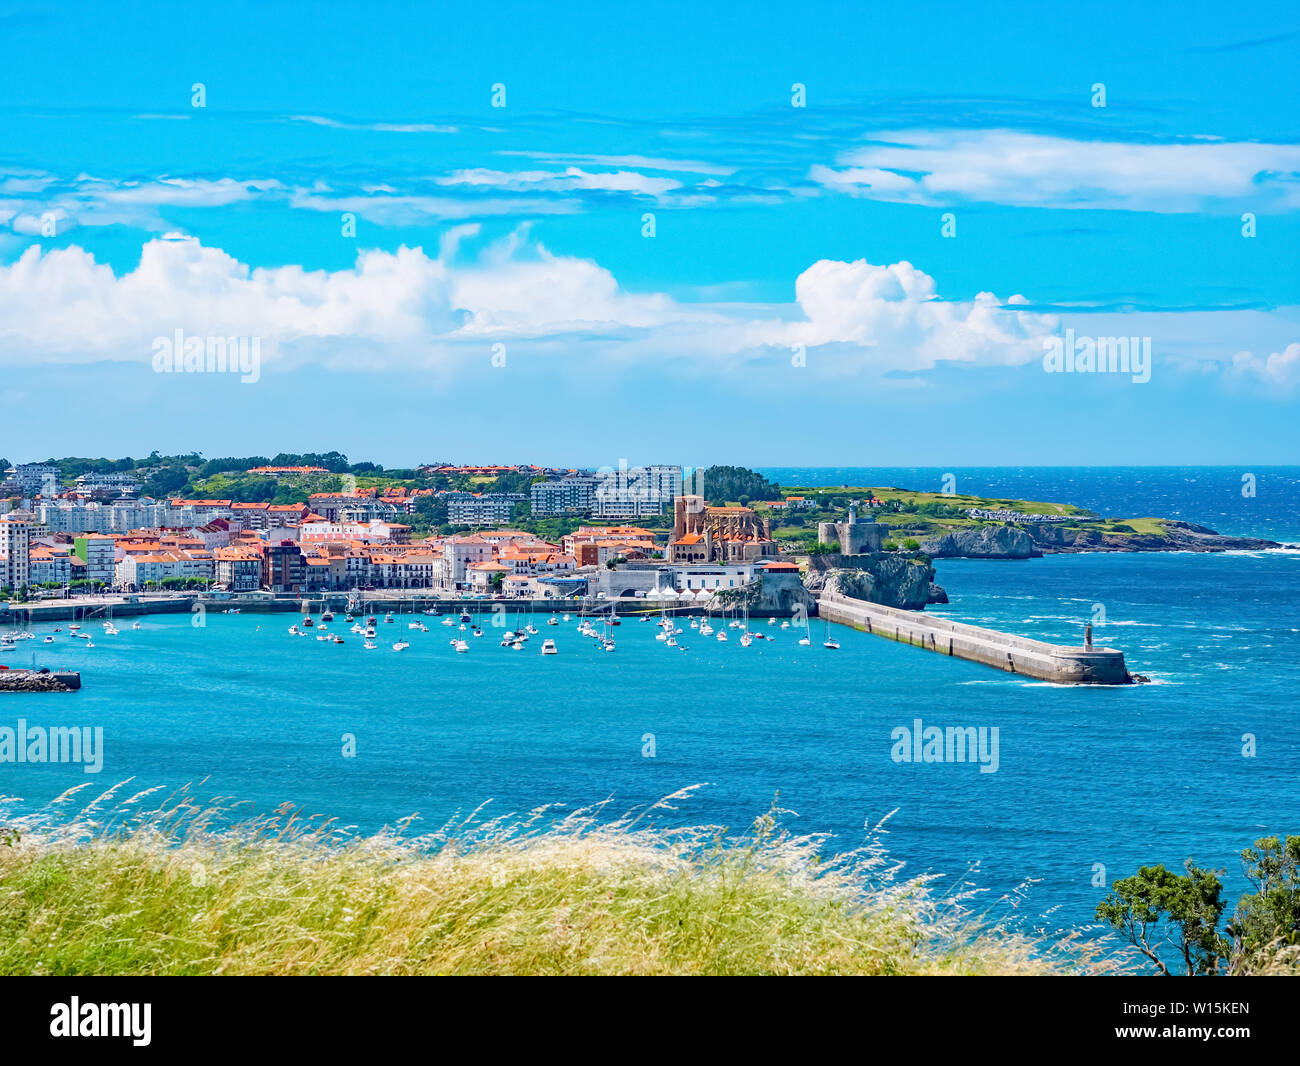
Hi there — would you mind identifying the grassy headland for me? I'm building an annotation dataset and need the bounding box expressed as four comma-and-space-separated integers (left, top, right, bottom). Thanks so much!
0, 785, 1122, 977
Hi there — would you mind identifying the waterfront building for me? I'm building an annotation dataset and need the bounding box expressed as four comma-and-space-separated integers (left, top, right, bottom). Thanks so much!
261, 541, 305, 594
441, 534, 494, 589
73, 533, 116, 586
213, 547, 263, 592
0, 515, 32, 590
672, 563, 756, 591
28, 545, 73, 586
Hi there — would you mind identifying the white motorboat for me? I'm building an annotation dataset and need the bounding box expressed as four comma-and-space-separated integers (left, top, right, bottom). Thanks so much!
364, 640, 378, 650
455, 640, 470, 653
541, 639, 557, 655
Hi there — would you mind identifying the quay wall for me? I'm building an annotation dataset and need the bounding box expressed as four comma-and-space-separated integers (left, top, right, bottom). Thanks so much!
817, 592, 1130, 685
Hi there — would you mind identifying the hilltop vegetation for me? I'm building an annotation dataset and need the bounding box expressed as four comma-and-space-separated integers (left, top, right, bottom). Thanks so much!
0, 788, 1121, 977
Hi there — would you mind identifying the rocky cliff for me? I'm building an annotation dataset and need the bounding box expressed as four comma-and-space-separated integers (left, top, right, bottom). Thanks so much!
1021, 520, 1283, 554
918, 520, 1283, 558
919, 525, 1039, 559
708, 571, 818, 616
809, 556, 939, 611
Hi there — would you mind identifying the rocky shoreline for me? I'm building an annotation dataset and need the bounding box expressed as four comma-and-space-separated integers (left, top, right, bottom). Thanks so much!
918, 521, 1287, 560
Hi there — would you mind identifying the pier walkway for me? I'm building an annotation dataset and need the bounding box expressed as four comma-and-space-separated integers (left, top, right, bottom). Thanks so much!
817, 592, 1131, 684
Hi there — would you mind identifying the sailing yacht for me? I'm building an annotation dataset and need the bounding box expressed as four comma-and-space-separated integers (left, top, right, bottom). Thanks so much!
823, 619, 840, 650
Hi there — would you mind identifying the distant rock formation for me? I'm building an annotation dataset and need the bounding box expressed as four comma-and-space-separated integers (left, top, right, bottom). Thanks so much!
1021, 520, 1284, 554
920, 525, 1039, 559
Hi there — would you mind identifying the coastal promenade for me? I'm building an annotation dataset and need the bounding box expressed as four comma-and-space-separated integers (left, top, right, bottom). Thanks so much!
817, 591, 1132, 684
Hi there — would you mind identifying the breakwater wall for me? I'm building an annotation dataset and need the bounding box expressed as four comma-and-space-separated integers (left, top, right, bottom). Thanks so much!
817, 592, 1131, 684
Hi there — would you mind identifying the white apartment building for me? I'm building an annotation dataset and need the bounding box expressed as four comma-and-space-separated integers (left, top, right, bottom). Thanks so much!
441, 535, 494, 589
531, 475, 596, 516
446, 493, 526, 526
592, 464, 682, 518
0, 515, 31, 590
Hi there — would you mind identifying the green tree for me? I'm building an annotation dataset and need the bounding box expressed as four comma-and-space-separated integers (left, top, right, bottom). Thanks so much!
1228, 835, 1300, 967
1096, 862, 1229, 975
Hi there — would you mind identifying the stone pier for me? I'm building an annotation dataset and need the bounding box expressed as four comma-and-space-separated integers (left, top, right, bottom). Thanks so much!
817, 592, 1131, 684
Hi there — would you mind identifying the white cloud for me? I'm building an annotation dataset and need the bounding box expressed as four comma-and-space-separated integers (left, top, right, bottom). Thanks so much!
1230, 342, 1300, 391
497, 150, 735, 177
812, 129, 1300, 212
7, 234, 1248, 386
435, 167, 682, 198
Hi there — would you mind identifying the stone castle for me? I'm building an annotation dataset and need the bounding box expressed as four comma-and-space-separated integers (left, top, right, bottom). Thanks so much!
818, 501, 884, 554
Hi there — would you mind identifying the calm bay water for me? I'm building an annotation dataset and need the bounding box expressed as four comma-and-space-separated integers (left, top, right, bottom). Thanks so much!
2, 467, 1298, 936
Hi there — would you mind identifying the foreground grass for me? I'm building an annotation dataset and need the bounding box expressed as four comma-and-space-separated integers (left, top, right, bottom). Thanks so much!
0, 784, 1123, 976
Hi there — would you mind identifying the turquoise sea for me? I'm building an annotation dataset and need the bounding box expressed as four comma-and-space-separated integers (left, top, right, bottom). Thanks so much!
2, 466, 1298, 936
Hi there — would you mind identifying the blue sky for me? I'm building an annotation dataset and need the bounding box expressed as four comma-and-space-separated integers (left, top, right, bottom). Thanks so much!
1, 0, 1297, 467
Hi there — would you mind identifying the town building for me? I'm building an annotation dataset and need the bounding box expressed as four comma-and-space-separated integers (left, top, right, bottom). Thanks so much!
591, 464, 682, 518
668, 495, 779, 564
73, 533, 117, 586
531, 475, 597, 516
0, 515, 31, 590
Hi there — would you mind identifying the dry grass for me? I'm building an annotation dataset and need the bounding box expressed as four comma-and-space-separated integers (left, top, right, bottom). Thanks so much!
0, 783, 1126, 976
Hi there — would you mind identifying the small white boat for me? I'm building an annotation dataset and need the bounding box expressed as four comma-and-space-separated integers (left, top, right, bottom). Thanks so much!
798, 634, 811, 646
666, 636, 678, 647
364, 626, 377, 638
455, 640, 470, 653
441, 618, 455, 627
131, 621, 141, 630
408, 622, 423, 630
511, 639, 524, 650
780, 621, 790, 630
316, 633, 330, 642
541, 639, 557, 655
392, 640, 410, 651
603, 639, 616, 652
716, 631, 727, 642
768, 617, 777, 625
824, 639, 840, 650
363, 640, 378, 650
547, 615, 559, 626
700, 623, 714, 636
526, 624, 539, 635
739, 634, 752, 647
384, 613, 394, 623
43, 635, 54, 643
